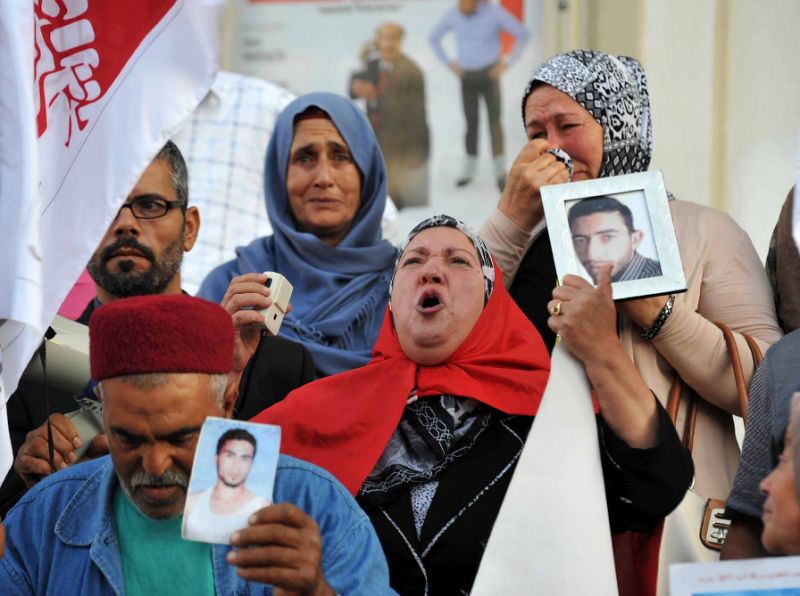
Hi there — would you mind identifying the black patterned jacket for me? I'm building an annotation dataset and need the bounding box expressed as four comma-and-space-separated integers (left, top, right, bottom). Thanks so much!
361, 404, 692, 595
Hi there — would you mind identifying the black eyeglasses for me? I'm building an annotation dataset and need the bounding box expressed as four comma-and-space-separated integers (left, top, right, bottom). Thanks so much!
115, 195, 183, 220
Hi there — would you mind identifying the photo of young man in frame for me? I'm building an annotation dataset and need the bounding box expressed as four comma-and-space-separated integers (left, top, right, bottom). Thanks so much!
183, 421, 278, 544
567, 192, 662, 285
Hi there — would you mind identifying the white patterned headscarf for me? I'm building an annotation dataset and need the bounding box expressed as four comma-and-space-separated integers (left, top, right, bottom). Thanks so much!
522, 49, 653, 177
390, 215, 495, 306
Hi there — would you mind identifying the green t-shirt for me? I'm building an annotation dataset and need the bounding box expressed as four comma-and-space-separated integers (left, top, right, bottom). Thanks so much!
113, 487, 216, 596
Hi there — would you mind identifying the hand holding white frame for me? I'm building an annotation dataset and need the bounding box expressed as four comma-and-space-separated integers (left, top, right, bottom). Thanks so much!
541, 170, 686, 301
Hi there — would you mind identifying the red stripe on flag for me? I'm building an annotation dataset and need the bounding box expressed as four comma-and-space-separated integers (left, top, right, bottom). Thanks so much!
500, 0, 524, 55
35, 0, 177, 140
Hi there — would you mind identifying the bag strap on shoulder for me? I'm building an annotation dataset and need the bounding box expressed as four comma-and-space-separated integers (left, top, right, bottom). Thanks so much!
666, 322, 763, 450
713, 321, 763, 425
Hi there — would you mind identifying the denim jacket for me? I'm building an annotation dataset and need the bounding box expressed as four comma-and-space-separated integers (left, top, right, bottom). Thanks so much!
0, 455, 393, 595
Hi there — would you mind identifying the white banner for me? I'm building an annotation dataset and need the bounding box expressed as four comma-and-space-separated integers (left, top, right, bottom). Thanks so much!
0, 0, 220, 483
472, 342, 618, 595
0, 0, 38, 482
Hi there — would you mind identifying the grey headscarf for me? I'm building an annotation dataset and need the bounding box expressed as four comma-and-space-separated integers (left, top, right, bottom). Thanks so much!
522, 49, 653, 177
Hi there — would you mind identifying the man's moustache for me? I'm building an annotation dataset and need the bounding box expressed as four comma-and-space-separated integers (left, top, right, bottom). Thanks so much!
130, 469, 188, 489
101, 237, 155, 264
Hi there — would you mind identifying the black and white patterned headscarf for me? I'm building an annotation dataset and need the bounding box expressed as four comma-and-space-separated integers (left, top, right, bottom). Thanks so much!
390, 214, 495, 305
521, 49, 653, 177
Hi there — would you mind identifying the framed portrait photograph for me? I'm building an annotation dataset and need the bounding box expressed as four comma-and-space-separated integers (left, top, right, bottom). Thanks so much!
541, 170, 687, 301
182, 417, 281, 545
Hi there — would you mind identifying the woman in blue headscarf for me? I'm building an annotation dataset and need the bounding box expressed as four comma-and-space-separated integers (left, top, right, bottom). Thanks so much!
198, 93, 398, 378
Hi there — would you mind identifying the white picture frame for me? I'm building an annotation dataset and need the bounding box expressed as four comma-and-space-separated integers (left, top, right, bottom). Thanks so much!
541, 170, 687, 301
182, 417, 281, 545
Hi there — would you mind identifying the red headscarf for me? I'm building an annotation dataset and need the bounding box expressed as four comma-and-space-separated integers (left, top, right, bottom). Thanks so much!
252, 266, 550, 495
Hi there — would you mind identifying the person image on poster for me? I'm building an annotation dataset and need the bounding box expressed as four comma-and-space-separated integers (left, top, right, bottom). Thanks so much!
568, 195, 662, 283
429, 0, 530, 191
184, 428, 270, 543
350, 23, 430, 209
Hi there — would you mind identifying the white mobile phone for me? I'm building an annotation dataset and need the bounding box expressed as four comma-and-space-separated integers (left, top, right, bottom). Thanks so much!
65, 397, 104, 459
259, 272, 293, 335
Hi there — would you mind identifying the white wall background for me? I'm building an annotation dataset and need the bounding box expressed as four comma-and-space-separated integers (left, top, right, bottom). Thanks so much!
641, 0, 718, 209
722, 0, 799, 257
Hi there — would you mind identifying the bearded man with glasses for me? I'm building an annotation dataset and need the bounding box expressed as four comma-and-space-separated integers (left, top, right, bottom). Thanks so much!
1, 142, 315, 516
86, 141, 199, 300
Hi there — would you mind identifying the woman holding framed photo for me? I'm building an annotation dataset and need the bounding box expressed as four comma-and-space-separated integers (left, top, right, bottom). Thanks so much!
479, 50, 783, 594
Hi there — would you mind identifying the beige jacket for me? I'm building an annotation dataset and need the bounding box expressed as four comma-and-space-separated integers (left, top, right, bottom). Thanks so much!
481, 199, 783, 499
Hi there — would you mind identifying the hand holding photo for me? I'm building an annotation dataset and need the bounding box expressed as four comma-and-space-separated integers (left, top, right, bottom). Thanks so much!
182, 417, 280, 545
541, 171, 686, 301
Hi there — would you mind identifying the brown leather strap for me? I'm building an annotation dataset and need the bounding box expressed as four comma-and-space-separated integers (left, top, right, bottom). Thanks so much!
714, 322, 748, 423
669, 323, 763, 450
667, 376, 682, 425
683, 392, 699, 452
667, 377, 698, 453
744, 333, 763, 367
713, 321, 762, 425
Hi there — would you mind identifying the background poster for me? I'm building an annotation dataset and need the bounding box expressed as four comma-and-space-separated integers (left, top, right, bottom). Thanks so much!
231, 0, 543, 237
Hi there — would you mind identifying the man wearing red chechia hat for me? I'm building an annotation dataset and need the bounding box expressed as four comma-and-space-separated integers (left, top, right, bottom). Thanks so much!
0, 294, 392, 595
3, 142, 314, 515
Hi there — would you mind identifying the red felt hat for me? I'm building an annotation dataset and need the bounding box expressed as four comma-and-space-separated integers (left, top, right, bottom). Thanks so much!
89, 295, 234, 381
